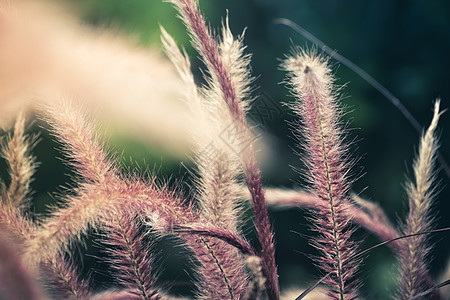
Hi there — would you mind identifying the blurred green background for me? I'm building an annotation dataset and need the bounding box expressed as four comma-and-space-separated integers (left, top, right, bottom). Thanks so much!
17, 0, 450, 298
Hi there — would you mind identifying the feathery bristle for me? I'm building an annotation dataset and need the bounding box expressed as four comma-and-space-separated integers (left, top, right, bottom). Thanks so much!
283, 49, 360, 299
0, 112, 37, 240
166, 1, 278, 298
26, 96, 197, 267
40, 96, 117, 186
42, 253, 91, 300
181, 233, 248, 300
398, 100, 442, 299
1, 111, 38, 210
168, 2, 279, 297
103, 212, 161, 300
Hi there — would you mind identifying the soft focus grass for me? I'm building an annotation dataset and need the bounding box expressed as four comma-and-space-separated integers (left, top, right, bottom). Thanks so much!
27, 1, 450, 298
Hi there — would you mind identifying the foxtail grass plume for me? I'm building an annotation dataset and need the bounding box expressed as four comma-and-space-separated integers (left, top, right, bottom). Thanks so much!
283, 49, 359, 299
0, 112, 91, 299
162, 11, 250, 300
0, 1, 447, 299
42, 253, 91, 299
0, 111, 38, 211
103, 213, 161, 299
167, 0, 279, 299
398, 100, 442, 299
25, 96, 198, 269
0, 111, 37, 240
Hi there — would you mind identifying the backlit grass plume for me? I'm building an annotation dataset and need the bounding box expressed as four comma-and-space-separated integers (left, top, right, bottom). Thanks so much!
161, 9, 249, 300
167, 1, 278, 299
283, 50, 360, 299
0, 1, 448, 299
398, 100, 442, 299
103, 213, 161, 300
0, 111, 37, 240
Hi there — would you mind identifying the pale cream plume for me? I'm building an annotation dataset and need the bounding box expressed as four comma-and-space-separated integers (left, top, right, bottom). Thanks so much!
398, 100, 442, 299
0, 0, 208, 154
0, 112, 37, 241
161, 21, 249, 299
1, 111, 38, 211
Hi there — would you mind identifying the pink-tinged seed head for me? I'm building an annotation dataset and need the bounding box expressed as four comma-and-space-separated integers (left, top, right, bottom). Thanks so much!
283, 49, 360, 299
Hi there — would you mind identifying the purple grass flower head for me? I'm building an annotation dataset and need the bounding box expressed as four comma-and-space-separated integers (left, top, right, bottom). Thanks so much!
167, 1, 279, 298
103, 212, 161, 300
0, 2, 448, 300
283, 49, 360, 299
41, 253, 91, 300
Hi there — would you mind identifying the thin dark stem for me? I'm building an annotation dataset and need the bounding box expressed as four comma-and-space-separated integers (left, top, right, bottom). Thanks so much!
172, 2, 279, 298
356, 227, 450, 260
173, 225, 256, 256
407, 279, 450, 300
295, 273, 330, 300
